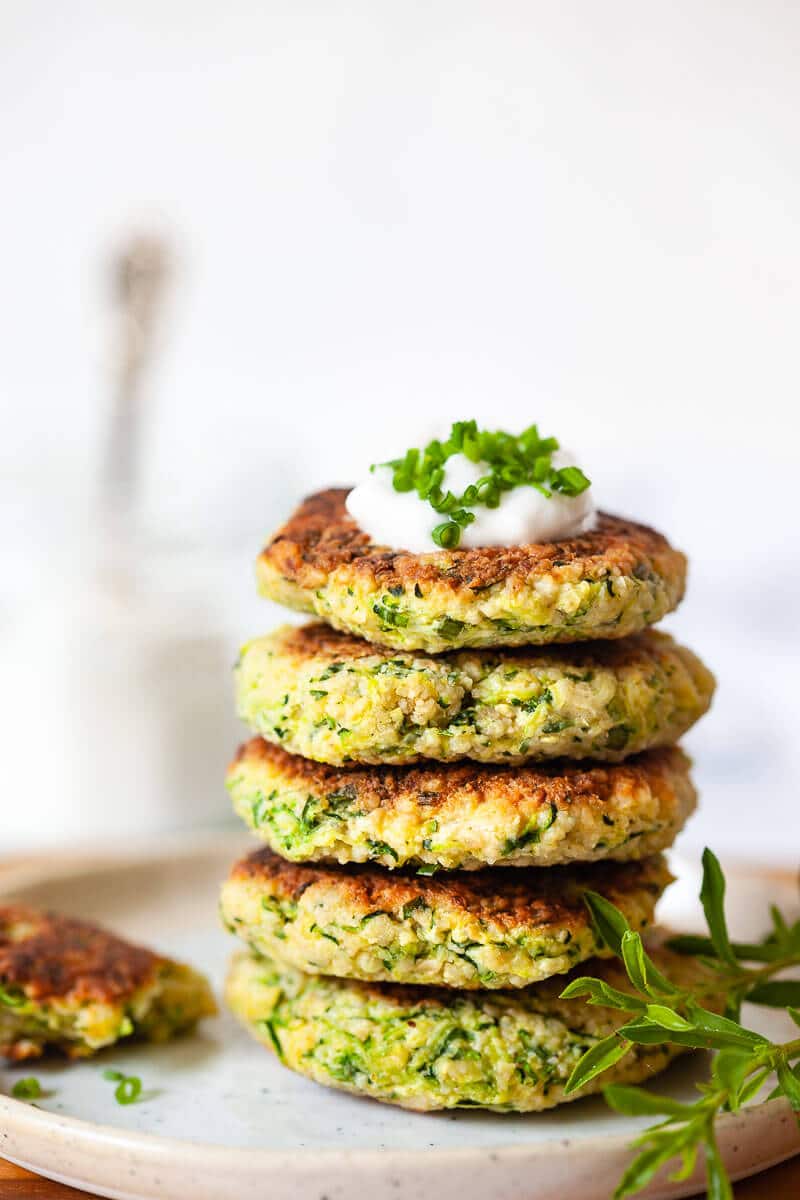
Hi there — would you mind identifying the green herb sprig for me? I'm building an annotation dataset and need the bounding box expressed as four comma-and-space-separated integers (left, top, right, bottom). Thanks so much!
103, 1068, 143, 1105
376, 420, 591, 548
560, 848, 800, 1199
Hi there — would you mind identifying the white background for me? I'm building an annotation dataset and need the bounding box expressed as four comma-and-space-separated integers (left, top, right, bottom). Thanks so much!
1, 2, 798, 860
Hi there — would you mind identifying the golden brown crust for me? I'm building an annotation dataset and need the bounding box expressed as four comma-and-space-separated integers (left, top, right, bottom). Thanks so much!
273, 620, 378, 662
260, 488, 683, 593
0, 906, 162, 1005
232, 738, 690, 820
230, 849, 671, 935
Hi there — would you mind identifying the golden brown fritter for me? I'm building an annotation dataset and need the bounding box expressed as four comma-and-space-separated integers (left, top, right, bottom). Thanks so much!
261, 490, 678, 594
220, 849, 671, 989
235, 623, 715, 766
0, 906, 216, 1061
228, 739, 696, 869
0, 907, 163, 1005
226, 935, 720, 1111
255, 489, 687, 651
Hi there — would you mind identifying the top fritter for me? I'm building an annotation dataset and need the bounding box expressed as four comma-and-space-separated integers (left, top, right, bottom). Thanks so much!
257, 490, 686, 653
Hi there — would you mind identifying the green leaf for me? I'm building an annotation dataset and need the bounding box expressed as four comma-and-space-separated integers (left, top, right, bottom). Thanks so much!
735, 942, 792, 963
668, 1142, 699, 1183
564, 1033, 630, 1094
667, 934, 782, 964
618, 1008, 761, 1052
712, 1049, 755, 1109
583, 843, 800, 1200
685, 1002, 765, 1049
613, 1137, 690, 1199
746, 980, 800, 1007
699, 848, 737, 966
559, 976, 646, 1013
612, 1019, 672, 1045
776, 1061, 800, 1111
643, 1004, 695, 1032
604, 1084, 694, 1118
665, 933, 716, 956
621, 931, 648, 993
704, 1129, 733, 1200
769, 903, 790, 940
738, 1066, 772, 1105
616, 1019, 705, 1049
723, 989, 745, 1024
583, 891, 630, 957
620, 931, 681, 998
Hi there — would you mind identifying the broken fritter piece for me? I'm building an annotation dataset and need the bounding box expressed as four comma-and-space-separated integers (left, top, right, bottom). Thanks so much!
0, 906, 216, 1061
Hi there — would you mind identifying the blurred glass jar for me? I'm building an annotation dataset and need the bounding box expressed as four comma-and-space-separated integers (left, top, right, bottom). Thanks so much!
1, 535, 252, 851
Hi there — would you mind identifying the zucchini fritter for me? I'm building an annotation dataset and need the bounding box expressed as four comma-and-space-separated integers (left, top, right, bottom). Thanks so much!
226, 939, 717, 1111
0, 906, 216, 1061
228, 741, 696, 869
235, 624, 714, 767
256, 489, 687, 652
220, 850, 671, 989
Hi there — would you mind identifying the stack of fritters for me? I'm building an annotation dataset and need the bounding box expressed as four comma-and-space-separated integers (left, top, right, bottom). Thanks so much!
221, 489, 715, 1112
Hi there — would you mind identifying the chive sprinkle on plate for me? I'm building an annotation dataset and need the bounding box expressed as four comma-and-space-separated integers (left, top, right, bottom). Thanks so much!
11, 1077, 42, 1101
103, 1068, 143, 1105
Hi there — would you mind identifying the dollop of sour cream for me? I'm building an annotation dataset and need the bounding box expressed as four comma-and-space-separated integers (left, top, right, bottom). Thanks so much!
346, 449, 595, 553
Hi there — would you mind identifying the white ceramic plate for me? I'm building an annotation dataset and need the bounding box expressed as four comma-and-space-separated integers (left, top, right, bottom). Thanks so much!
0, 835, 798, 1200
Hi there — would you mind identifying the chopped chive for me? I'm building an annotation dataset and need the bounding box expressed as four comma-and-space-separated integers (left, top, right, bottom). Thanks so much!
432, 521, 460, 549
375, 420, 590, 548
0, 984, 25, 1008
11, 1077, 41, 1100
103, 1069, 142, 1105
553, 465, 591, 495
437, 616, 466, 640
115, 1076, 142, 1105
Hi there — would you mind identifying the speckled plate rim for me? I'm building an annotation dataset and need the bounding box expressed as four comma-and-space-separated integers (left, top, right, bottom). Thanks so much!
1, 1089, 797, 1200
0, 835, 798, 1200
